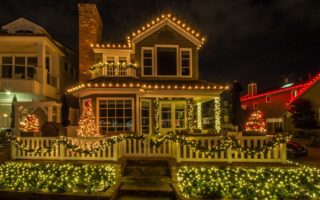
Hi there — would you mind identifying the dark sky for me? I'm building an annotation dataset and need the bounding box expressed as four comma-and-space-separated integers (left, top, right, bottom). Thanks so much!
1, 0, 320, 91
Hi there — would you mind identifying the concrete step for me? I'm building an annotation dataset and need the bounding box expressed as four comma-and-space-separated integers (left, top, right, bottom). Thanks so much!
124, 166, 169, 176
122, 176, 171, 185
126, 159, 169, 167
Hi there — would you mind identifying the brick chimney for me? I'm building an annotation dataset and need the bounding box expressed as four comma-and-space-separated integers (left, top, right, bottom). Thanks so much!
248, 82, 257, 97
78, 3, 103, 82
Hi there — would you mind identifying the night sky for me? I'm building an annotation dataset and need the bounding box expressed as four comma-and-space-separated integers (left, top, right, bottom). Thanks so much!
1, 0, 320, 91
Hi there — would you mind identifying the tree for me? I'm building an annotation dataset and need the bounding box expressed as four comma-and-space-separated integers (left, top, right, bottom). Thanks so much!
20, 114, 40, 132
61, 94, 70, 127
291, 99, 317, 130
76, 99, 99, 137
10, 95, 17, 128
245, 110, 267, 132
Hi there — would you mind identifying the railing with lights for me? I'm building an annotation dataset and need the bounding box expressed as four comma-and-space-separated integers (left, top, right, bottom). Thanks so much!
91, 66, 137, 78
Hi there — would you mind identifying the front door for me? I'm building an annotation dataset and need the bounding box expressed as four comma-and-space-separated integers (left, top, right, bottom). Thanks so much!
159, 101, 186, 134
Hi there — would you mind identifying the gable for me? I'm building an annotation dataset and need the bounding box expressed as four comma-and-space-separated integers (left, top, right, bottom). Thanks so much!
2, 17, 48, 35
131, 15, 204, 48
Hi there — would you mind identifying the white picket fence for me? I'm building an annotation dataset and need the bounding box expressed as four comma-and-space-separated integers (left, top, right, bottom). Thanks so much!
11, 135, 287, 163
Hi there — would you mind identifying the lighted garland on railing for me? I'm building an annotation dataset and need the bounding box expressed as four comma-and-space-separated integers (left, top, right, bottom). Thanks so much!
89, 62, 137, 72
151, 131, 291, 156
2, 129, 144, 155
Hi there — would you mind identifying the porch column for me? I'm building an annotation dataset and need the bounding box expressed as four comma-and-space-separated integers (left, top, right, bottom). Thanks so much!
135, 95, 140, 133
47, 106, 53, 122
14, 104, 20, 136
56, 105, 61, 123
197, 102, 202, 129
214, 97, 221, 133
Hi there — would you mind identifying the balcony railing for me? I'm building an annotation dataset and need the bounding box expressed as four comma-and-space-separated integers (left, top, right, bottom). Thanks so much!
1, 64, 41, 81
1, 64, 59, 88
91, 67, 137, 79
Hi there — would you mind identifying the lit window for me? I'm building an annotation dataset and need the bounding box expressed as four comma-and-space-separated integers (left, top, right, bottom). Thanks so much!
142, 49, 153, 76
253, 103, 258, 110
175, 104, 185, 128
241, 105, 247, 110
161, 104, 172, 128
266, 95, 271, 103
98, 99, 133, 134
141, 100, 151, 134
106, 57, 115, 64
180, 49, 191, 77
119, 57, 127, 64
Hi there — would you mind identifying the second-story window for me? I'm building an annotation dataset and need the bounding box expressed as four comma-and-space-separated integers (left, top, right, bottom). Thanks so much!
15, 57, 25, 79
180, 49, 191, 77
142, 48, 153, 76
157, 47, 177, 76
119, 57, 127, 64
106, 56, 115, 64
95, 53, 103, 63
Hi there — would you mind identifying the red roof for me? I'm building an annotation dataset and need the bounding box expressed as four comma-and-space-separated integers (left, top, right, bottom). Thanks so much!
241, 72, 320, 104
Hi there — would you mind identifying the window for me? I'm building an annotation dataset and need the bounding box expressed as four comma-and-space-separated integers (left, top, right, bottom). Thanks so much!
160, 102, 186, 130
15, 57, 25, 79
253, 103, 258, 110
157, 47, 177, 76
106, 57, 115, 64
175, 104, 185, 128
180, 49, 191, 76
142, 49, 153, 76
141, 100, 151, 134
266, 95, 271, 103
98, 99, 133, 134
161, 104, 172, 128
241, 105, 247, 110
46, 57, 50, 72
26, 56, 37, 79
119, 57, 127, 64
2, 57, 13, 78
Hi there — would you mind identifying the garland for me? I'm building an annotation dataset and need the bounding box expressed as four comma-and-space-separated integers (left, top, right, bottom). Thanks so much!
186, 98, 196, 131
89, 62, 137, 72
151, 131, 291, 156
152, 98, 160, 135
2, 129, 290, 156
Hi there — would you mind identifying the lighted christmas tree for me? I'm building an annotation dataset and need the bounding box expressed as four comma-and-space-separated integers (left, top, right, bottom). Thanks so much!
77, 99, 99, 137
245, 110, 267, 132
20, 114, 40, 132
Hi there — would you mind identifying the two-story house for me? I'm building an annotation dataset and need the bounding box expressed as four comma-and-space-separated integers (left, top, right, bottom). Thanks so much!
0, 18, 78, 129
67, 4, 228, 135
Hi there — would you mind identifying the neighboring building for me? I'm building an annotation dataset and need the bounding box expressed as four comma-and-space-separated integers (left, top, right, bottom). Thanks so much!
0, 18, 77, 129
68, 3, 228, 135
241, 73, 320, 132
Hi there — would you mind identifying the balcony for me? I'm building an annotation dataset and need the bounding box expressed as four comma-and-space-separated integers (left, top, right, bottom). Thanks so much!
90, 63, 137, 79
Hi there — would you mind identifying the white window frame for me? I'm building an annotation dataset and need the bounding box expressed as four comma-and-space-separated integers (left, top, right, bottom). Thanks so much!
140, 99, 152, 134
141, 47, 154, 77
159, 101, 187, 133
155, 44, 179, 77
96, 97, 135, 134
180, 48, 192, 77
266, 95, 271, 103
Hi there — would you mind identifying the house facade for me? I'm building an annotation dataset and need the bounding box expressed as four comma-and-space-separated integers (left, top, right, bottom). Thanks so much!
0, 18, 78, 130
68, 4, 228, 135
241, 74, 320, 132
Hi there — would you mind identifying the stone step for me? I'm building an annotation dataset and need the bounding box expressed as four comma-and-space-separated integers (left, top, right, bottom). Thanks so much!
126, 159, 169, 167
117, 182, 175, 199
122, 176, 171, 185
124, 166, 169, 176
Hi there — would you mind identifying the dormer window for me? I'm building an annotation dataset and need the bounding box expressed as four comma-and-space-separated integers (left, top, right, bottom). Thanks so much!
15, 29, 34, 34
142, 48, 154, 76
180, 49, 192, 77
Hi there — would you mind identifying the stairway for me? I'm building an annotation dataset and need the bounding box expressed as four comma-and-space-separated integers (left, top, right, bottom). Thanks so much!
117, 159, 176, 200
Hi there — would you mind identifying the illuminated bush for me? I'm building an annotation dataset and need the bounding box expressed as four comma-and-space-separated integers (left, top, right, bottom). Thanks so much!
0, 162, 116, 193
178, 166, 320, 199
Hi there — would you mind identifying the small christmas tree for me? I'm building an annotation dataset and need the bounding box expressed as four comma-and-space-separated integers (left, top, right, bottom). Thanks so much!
245, 110, 267, 132
20, 114, 40, 132
77, 99, 99, 137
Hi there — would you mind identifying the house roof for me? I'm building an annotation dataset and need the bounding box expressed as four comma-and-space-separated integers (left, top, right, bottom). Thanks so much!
241, 72, 320, 104
2, 17, 49, 35
67, 77, 228, 93
91, 13, 205, 50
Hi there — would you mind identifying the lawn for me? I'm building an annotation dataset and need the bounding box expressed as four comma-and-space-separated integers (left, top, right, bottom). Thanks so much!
178, 164, 320, 199
0, 162, 116, 193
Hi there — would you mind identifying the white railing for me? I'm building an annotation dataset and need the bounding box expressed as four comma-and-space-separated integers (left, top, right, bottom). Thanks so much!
11, 135, 286, 163
91, 67, 136, 78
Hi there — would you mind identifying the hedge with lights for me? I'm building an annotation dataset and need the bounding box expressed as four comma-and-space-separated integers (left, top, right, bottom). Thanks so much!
89, 62, 137, 72
0, 162, 115, 193
177, 165, 320, 199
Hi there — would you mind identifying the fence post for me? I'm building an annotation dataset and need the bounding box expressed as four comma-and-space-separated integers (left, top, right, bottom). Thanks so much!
11, 144, 16, 160
280, 143, 287, 164
176, 143, 181, 163
59, 143, 65, 161
227, 147, 232, 164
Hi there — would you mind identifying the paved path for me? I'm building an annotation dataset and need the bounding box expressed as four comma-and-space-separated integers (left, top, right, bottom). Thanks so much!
291, 138, 320, 168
